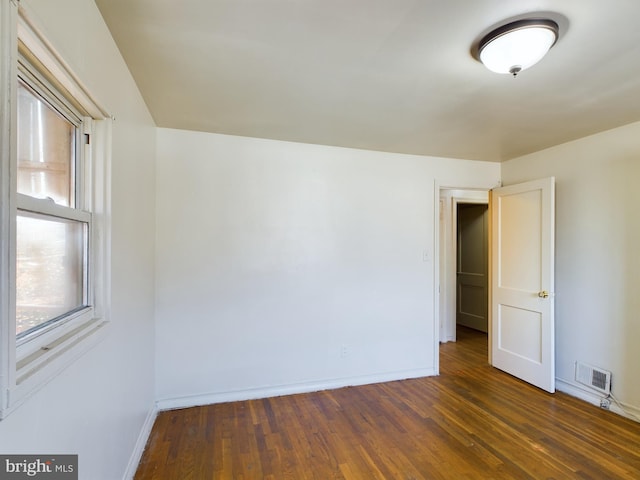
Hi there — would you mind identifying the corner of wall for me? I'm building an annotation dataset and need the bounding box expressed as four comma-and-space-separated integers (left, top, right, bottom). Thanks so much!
122, 403, 159, 480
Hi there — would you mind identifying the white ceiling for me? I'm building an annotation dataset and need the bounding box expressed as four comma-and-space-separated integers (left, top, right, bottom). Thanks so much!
95, 0, 640, 161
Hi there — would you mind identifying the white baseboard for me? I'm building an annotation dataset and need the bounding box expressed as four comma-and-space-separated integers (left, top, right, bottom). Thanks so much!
122, 403, 158, 480
615, 401, 640, 422
556, 378, 603, 406
156, 368, 436, 412
556, 378, 640, 423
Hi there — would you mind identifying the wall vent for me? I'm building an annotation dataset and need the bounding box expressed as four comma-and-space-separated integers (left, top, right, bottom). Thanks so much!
575, 362, 611, 395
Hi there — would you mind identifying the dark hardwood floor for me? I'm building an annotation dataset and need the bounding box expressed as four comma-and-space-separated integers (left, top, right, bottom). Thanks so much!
135, 327, 640, 479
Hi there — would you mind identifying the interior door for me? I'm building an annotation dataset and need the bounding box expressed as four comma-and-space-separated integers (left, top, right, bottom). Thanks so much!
457, 204, 488, 332
490, 177, 555, 393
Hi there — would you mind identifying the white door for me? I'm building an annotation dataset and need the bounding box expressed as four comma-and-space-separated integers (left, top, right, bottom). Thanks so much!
491, 177, 555, 393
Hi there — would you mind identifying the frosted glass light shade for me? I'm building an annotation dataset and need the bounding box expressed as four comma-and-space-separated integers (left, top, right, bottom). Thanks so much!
479, 19, 559, 76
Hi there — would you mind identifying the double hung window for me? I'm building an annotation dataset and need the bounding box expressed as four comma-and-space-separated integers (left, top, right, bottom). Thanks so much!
16, 62, 90, 343
0, 2, 111, 418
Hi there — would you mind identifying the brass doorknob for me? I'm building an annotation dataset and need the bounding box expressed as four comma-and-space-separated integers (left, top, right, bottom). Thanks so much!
538, 291, 549, 298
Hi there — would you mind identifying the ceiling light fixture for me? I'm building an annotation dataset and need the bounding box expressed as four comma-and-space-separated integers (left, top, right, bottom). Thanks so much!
477, 19, 559, 76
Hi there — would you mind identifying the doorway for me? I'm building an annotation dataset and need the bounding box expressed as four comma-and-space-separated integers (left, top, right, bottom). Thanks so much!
438, 189, 489, 344
456, 203, 488, 333
437, 180, 555, 392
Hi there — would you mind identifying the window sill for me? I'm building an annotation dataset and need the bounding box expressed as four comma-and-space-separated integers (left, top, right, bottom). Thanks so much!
2, 318, 109, 419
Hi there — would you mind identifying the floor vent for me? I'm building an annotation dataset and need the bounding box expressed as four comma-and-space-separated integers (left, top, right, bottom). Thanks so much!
575, 362, 611, 395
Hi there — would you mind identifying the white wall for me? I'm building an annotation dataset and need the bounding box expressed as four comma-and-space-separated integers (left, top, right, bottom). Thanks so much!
155, 128, 499, 406
0, 1, 157, 479
502, 121, 640, 416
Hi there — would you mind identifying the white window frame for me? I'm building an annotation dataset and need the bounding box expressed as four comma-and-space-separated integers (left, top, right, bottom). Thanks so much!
0, 0, 112, 419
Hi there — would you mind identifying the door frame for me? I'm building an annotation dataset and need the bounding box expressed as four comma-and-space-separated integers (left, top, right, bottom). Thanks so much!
438, 188, 489, 344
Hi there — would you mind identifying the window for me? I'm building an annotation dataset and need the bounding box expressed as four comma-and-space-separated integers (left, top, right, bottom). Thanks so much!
0, 2, 111, 418
16, 72, 90, 340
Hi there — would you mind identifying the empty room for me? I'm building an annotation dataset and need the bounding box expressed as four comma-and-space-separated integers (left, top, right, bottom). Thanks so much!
0, 0, 639, 479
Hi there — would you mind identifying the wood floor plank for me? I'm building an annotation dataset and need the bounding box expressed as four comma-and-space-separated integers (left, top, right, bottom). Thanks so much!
135, 327, 640, 479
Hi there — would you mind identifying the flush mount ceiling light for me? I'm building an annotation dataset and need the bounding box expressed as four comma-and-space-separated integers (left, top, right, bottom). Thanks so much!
477, 18, 559, 76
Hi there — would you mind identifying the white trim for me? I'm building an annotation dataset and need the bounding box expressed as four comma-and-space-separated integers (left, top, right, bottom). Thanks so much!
0, 0, 19, 420
556, 377, 605, 407
432, 180, 441, 375
556, 378, 640, 423
90, 118, 112, 322
122, 404, 159, 480
156, 368, 436, 412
